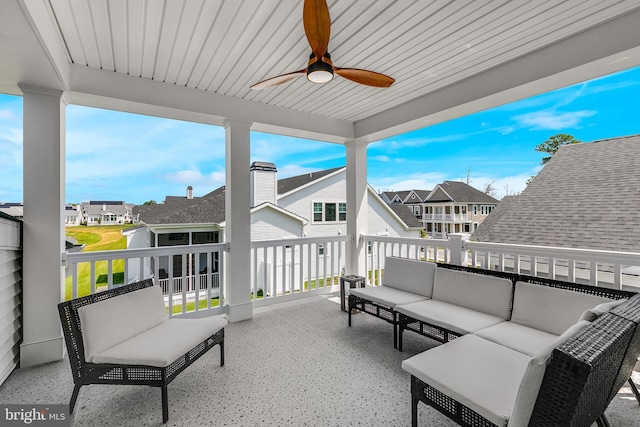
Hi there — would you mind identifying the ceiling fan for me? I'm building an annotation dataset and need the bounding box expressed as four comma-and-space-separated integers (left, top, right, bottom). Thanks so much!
250, 0, 395, 90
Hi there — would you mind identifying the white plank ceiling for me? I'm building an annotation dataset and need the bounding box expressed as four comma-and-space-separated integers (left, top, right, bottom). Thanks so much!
45, 0, 640, 123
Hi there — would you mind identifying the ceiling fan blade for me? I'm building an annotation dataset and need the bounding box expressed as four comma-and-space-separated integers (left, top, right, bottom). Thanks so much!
250, 69, 306, 90
303, 0, 331, 60
335, 68, 395, 88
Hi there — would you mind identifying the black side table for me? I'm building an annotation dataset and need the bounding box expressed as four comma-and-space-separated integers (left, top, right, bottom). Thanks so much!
340, 274, 366, 312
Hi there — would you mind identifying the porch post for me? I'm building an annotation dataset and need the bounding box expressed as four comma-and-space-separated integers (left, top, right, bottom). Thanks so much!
18, 84, 66, 367
346, 139, 368, 276
223, 119, 253, 322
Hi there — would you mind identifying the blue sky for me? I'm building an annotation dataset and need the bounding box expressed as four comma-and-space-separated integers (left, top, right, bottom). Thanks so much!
1, 65, 639, 205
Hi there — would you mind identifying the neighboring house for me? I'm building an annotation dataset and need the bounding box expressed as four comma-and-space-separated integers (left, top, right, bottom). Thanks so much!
64, 204, 82, 226
471, 134, 640, 253
128, 162, 422, 292
80, 201, 135, 225
0, 203, 23, 220
380, 181, 499, 238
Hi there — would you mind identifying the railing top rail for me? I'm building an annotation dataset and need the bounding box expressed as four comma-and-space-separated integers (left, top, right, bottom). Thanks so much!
251, 234, 351, 249
66, 242, 228, 263
465, 240, 640, 265
363, 235, 450, 246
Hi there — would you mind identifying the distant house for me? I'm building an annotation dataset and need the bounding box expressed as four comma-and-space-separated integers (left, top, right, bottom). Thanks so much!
0, 203, 23, 220
380, 181, 498, 238
64, 204, 82, 226
471, 134, 640, 253
80, 201, 134, 226
128, 162, 422, 287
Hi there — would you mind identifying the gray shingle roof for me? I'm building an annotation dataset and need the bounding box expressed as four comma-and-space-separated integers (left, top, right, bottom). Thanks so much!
427, 181, 498, 204
388, 205, 423, 228
277, 167, 344, 195
471, 134, 640, 252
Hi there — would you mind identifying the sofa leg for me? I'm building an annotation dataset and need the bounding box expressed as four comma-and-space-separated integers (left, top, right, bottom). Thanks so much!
393, 315, 398, 350
411, 393, 418, 427
161, 386, 169, 423
220, 341, 225, 367
69, 384, 81, 413
348, 296, 352, 327
596, 414, 611, 427
629, 377, 640, 405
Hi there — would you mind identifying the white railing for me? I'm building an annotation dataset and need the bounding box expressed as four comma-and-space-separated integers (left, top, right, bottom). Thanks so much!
66, 243, 226, 317
250, 235, 350, 306
464, 240, 640, 291
363, 235, 451, 285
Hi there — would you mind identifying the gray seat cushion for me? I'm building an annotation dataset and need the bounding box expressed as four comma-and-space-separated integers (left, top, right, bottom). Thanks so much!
396, 299, 506, 335
349, 286, 428, 308
433, 268, 512, 320
78, 286, 168, 361
474, 322, 558, 357
91, 315, 228, 367
402, 334, 530, 427
382, 257, 437, 298
511, 282, 612, 335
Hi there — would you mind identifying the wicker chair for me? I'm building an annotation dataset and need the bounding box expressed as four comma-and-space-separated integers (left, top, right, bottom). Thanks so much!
57, 279, 226, 423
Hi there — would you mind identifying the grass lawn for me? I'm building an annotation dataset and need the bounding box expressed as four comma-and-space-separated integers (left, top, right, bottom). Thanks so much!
65, 224, 135, 299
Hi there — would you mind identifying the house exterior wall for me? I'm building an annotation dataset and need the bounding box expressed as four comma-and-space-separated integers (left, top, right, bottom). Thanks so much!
368, 192, 418, 237
251, 208, 303, 241
279, 171, 347, 238
0, 215, 21, 385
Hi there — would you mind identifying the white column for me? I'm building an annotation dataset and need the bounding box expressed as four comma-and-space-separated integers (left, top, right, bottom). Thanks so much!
224, 119, 253, 322
19, 84, 66, 367
346, 139, 368, 276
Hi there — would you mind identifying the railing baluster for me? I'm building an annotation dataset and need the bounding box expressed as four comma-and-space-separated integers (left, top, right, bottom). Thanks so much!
590, 261, 598, 286
71, 261, 78, 299
107, 260, 113, 289
568, 259, 576, 282
614, 264, 622, 289
90, 261, 96, 295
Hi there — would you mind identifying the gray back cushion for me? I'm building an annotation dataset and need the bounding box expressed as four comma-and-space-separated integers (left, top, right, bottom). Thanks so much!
382, 257, 436, 298
432, 268, 512, 319
511, 281, 611, 335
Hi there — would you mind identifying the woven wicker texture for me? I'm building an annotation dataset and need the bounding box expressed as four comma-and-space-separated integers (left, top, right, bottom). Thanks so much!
529, 313, 635, 426
57, 279, 225, 422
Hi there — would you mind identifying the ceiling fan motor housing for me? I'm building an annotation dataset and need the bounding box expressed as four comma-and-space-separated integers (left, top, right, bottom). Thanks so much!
307, 53, 334, 83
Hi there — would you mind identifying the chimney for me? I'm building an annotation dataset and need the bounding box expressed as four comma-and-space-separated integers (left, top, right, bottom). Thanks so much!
187, 186, 193, 199
102, 203, 106, 211
250, 161, 277, 207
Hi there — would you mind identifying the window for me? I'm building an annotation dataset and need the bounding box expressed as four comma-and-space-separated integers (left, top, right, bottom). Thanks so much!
339, 203, 347, 221
313, 202, 347, 222
473, 205, 478, 215
325, 203, 337, 221
313, 203, 323, 221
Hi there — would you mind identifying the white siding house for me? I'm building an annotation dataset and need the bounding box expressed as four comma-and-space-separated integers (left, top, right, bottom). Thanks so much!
130, 162, 421, 296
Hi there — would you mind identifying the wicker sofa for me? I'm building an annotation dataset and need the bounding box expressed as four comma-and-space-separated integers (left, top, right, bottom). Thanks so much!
347, 257, 640, 426
58, 279, 227, 423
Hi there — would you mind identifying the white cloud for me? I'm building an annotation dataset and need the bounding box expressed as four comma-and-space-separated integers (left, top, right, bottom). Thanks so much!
469, 174, 533, 199
165, 170, 225, 187
0, 128, 22, 145
513, 110, 596, 130
369, 172, 446, 193
0, 108, 17, 120
370, 155, 390, 162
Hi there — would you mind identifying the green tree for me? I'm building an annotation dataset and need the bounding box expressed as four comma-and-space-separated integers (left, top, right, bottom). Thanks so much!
142, 200, 157, 205
536, 133, 581, 165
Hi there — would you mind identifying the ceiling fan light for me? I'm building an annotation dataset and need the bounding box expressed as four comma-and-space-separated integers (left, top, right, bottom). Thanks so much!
307, 59, 334, 84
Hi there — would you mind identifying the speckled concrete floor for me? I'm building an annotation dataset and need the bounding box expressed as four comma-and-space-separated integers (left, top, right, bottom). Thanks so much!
1, 294, 639, 426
